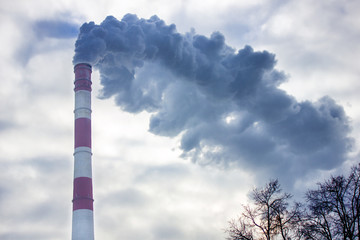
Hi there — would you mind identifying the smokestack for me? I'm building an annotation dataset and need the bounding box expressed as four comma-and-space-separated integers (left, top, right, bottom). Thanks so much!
72, 63, 94, 240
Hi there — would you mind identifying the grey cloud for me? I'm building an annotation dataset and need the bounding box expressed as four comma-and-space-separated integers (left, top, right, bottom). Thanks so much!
134, 163, 191, 186
0, 157, 71, 237
73, 14, 353, 185
0, 120, 15, 132
103, 188, 148, 207
0, 232, 53, 240
153, 221, 185, 240
17, 17, 79, 65
33, 19, 79, 39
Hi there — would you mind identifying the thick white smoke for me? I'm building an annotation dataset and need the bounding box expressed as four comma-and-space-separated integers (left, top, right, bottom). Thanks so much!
74, 14, 352, 184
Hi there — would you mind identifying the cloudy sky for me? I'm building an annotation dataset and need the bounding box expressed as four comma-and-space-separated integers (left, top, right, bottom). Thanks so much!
1, 0, 360, 239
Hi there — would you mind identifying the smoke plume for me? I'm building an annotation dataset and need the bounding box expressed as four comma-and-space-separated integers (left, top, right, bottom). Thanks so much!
73, 14, 352, 182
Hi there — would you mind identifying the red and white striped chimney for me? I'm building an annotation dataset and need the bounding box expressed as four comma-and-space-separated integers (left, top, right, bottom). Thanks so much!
72, 63, 94, 240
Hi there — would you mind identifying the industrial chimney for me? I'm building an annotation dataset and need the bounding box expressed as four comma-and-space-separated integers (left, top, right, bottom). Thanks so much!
72, 63, 94, 240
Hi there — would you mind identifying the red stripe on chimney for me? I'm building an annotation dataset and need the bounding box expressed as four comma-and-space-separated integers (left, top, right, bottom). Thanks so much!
75, 118, 91, 148
74, 63, 92, 80
73, 177, 93, 211
74, 79, 92, 91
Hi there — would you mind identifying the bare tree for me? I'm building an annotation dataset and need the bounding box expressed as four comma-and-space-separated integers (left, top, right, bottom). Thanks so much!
226, 219, 254, 240
302, 164, 360, 240
226, 165, 360, 240
301, 187, 335, 240
226, 179, 301, 240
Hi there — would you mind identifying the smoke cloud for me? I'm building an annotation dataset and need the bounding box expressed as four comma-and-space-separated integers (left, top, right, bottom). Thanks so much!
73, 14, 352, 182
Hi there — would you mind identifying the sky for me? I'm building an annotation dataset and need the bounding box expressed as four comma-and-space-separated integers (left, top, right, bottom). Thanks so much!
0, 0, 360, 239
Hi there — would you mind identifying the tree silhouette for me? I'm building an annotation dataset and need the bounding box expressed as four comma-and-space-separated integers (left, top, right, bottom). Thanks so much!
226, 179, 300, 240
301, 164, 360, 240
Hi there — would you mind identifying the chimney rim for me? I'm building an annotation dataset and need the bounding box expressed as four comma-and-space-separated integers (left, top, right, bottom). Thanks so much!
74, 63, 92, 69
